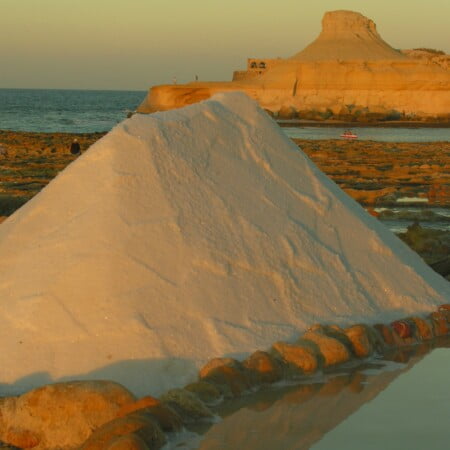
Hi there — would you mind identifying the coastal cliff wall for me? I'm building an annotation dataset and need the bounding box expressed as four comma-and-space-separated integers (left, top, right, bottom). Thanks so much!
138, 59, 450, 118
257, 59, 450, 116
138, 11, 450, 119
291, 10, 407, 61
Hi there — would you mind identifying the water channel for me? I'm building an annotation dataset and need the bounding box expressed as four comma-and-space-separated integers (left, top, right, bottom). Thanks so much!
166, 337, 450, 449
281, 125, 450, 143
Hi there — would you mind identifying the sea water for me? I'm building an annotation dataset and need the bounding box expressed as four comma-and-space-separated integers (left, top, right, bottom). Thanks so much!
282, 125, 450, 142
374, 206, 450, 233
1, 89, 450, 141
0, 88, 146, 133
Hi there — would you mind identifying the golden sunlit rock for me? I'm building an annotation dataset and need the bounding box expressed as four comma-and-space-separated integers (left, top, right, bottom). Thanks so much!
138, 11, 450, 120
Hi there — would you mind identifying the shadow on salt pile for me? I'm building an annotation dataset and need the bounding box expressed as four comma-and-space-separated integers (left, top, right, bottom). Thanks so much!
1, 358, 197, 397
0, 372, 54, 396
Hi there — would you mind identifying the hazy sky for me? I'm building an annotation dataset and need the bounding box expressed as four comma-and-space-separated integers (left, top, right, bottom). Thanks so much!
1, 0, 448, 90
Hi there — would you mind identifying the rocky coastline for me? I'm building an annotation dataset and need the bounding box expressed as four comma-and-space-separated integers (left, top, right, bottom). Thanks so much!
138, 11, 450, 120
1, 130, 448, 209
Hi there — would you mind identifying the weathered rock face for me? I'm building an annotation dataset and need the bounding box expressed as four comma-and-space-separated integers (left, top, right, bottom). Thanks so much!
291, 10, 406, 61
79, 413, 166, 450
402, 48, 450, 70
0, 381, 136, 450
138, 10, 449, 119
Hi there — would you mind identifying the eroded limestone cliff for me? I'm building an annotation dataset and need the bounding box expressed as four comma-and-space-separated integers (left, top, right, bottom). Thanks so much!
138, 10, 449, 119
291, 10, 406, 61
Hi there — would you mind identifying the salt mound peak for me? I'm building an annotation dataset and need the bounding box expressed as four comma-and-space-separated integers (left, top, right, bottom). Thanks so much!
292, 10, 407, 61
0, 93, 448, 397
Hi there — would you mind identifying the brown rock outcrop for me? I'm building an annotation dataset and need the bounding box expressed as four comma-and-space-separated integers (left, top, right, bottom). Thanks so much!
116, 396, 161, 419
115, 396, 183, 433
183, 381, 222, 404
198, 358, 250, 397
79, 413, 166, 450
242, 350, 283, 385
0, 381, 136, 450
138, 10, 449, 119
345, 325, 374, 358
159, 389, 213, 422
291, 10, 406, 61
402, 48, 450, 70
271, 341, 320, 374
302, 331, 351, 367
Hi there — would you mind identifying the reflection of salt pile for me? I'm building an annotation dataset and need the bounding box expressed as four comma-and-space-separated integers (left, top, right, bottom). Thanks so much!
0, 93, 448, 397
199, 355, 423, 449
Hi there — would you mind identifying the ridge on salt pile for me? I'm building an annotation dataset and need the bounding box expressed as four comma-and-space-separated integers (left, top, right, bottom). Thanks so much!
0, 93, 448, 397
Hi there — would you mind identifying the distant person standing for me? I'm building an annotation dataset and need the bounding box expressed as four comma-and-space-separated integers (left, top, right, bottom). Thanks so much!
70, 138, 80, 155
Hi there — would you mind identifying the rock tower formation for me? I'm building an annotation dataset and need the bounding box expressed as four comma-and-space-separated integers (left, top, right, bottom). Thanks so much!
1, 93, 449, 397
291, 10, 406, 61
138, 10, 450, 119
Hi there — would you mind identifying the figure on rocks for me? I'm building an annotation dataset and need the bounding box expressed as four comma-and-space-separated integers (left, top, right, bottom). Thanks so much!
70, 139, 80, 155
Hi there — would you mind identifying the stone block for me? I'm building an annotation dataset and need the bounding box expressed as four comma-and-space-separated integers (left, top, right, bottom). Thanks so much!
271, 341, 320, 374
242, 351, 283, 385
301, 331, 351, 367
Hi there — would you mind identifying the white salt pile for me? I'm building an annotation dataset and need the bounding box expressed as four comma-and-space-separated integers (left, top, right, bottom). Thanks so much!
0, 93, 448, 397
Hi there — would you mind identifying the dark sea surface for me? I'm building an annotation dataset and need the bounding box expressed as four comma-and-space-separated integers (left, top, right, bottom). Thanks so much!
1, 89, 450, 142
0, 89, 146, 133
283, 125, 450, 142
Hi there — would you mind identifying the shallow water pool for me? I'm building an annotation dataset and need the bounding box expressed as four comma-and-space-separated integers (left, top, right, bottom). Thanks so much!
282, 126, 450, 142
168, 338, 450, 449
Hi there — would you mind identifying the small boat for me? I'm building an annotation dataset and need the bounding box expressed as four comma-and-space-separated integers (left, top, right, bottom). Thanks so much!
340, 130, 358, 139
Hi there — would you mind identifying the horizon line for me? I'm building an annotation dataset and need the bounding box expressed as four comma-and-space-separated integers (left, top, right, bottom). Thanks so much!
0, 87, 148, 92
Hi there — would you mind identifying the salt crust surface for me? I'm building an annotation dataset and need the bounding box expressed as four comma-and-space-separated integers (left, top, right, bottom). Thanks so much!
0, 93, 448, 397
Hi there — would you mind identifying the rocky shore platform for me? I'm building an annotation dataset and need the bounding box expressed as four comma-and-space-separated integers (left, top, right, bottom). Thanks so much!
0, 130, 105, 218
296, 138, 450, 278
294, 138, 450, 207
0, 130, 448, 209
